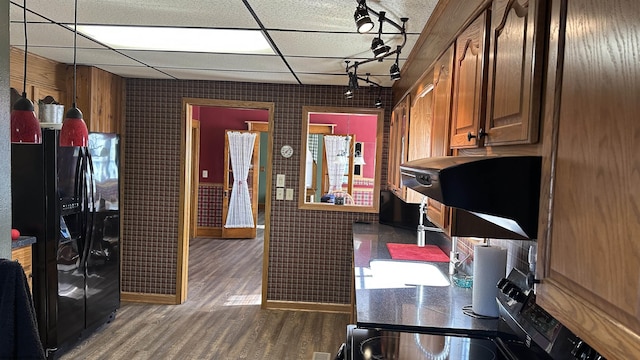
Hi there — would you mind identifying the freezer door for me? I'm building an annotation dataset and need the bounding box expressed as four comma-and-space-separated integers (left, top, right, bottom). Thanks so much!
56, 144, 87, 346
85, 133, 121, 329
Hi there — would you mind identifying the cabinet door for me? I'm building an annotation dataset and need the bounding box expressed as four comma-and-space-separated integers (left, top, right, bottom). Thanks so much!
450, 11, 489, 149
387, 95, 410, 199
484, 0, 546, 146
426, 45, 454, 228
12, 246, 33, 293
537, 0, 640, 358
406, 81, 434, 204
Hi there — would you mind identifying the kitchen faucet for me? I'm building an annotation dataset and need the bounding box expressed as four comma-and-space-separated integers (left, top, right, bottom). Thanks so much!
449, 237, 473, 275
417, 196, 442, 247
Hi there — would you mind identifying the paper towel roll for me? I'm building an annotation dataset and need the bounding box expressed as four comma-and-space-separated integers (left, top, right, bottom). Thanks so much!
472, 244, 507, 317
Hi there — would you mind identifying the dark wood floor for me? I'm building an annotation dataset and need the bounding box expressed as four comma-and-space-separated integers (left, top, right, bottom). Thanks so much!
61, 224, 349, 359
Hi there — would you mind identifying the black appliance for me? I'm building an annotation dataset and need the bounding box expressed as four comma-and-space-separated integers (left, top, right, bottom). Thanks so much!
400, 156, 542, 239
12, 129, 120, 358
337, 268, 605, 360
339, 326, 502, 360
378, 189, 421, 230
496, 269, 606, 360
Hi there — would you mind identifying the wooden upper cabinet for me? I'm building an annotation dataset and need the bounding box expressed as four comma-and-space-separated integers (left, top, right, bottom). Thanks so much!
425, 45, 455, 229
450, 11, 490, 149
536, 0, 640, 358
387, 95, 410, 199
406, 79, 434, 204
484, 0, 546, 146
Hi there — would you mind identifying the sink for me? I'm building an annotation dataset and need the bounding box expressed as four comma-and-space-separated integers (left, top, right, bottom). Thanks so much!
367, 260, 450, 288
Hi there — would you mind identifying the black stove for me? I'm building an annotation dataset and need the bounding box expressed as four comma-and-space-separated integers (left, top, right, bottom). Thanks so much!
343, 326, 500, 360
337, 268, 606, 360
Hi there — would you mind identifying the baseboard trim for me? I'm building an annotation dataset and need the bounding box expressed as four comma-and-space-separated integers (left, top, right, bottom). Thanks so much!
196, 227, 222, 238
263, 300, 351, 314
121, 292, 179, 305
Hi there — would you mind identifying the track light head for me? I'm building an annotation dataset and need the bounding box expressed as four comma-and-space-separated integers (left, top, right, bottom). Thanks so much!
354, 1, 374, 33
390, 62, 401, 81
375, 97, 383, 108
371, 38, 389, 58
345, 88, 354, 99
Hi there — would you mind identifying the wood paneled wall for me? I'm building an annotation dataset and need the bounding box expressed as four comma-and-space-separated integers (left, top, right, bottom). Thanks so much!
10, 47, 124, 135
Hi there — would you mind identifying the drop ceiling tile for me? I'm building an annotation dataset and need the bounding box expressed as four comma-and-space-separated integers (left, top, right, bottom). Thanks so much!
11, 0, 259, 28
160, 68, 298, 84
249, 1, 354, 32
249, 0, 436, 34
119, 51, 289, 72
10, 23, 102, 49
272, 31, 419, 58
286, 56, 406, 78
94, 65, 175, 80
21, 47, 143, 67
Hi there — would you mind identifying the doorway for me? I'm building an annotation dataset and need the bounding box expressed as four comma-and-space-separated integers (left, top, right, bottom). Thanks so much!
178, 98, 274, 304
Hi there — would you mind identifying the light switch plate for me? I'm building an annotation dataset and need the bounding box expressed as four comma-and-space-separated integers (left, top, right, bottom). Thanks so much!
202, 170, 208, 178
285, 188, 294, 200
276, 174, 286, 187
276, 188, 284, 200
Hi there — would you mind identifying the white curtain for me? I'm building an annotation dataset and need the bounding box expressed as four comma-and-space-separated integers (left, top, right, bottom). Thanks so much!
224, 132, 257, 228
324, 135, 347, 192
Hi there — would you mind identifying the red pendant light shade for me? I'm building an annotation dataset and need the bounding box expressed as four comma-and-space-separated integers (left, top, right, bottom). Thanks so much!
11, 95, 42, 143
60, 107, 89, 147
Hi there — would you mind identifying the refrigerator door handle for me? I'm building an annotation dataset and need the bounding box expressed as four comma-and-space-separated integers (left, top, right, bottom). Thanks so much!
82, 148, 97, 274
79, 149, 92, 273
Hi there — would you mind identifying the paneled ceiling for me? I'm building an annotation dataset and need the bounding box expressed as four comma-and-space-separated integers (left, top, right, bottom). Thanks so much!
8, 0, 438, 87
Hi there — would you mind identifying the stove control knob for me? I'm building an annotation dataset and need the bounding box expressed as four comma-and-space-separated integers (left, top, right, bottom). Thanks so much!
571, 339, 598, 360
571, 339, 585, 357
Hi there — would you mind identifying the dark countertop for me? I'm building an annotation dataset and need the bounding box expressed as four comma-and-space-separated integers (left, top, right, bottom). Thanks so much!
353, 222, 498, 338
11, 236, 37, 250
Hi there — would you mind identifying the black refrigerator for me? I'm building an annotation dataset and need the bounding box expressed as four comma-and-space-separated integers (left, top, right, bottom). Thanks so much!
12, 129, 120, 358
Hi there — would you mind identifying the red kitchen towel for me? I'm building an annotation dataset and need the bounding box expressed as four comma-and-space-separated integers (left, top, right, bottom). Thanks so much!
386, 243, 449, 262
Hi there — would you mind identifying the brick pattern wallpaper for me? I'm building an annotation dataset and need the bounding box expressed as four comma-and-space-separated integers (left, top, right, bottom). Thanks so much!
124, 79, 391, 303
197, 184, 223, 228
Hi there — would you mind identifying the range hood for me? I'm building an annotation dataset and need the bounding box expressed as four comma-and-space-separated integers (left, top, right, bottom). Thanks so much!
400, 156, 542, 240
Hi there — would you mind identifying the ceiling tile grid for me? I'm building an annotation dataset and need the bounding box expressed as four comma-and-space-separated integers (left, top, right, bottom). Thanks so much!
9, 0, 439, 85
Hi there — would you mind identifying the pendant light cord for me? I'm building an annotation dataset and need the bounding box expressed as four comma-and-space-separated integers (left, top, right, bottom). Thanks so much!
72, 0, 78, 108
22, 0, 28, 97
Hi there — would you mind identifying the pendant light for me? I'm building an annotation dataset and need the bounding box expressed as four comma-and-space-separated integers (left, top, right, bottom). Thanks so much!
10, 0, 42, 144
60, 0, 89, 147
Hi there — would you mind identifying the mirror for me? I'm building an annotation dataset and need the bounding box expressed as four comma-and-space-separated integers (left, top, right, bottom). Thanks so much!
299, 106, 384, 213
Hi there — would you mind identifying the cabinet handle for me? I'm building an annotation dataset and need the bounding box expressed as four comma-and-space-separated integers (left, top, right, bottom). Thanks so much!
467, 128, 487, 142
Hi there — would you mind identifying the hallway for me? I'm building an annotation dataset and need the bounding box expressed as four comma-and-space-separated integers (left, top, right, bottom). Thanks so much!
61, 225, 349, 359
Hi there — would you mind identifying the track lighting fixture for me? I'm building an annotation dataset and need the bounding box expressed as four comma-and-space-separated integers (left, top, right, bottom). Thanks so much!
344, 1, 408, 98
354, 0, 374, 33
11, 0, 42, 144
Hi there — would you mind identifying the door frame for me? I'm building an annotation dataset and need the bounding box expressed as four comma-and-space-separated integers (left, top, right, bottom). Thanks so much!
190, 120, 200, 239
178, 98, 274, 304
